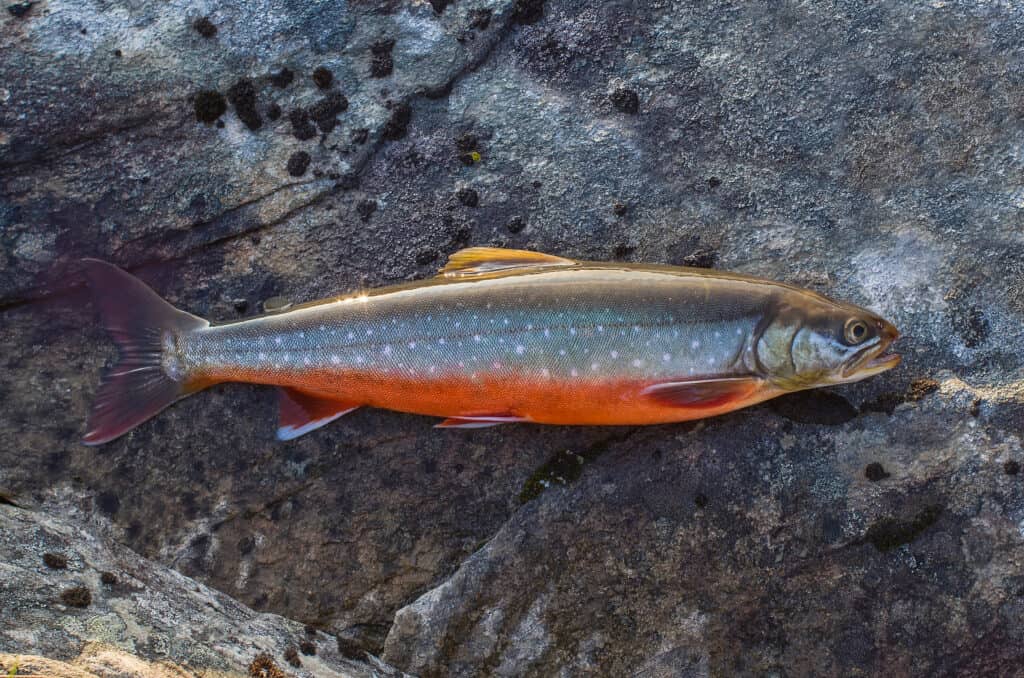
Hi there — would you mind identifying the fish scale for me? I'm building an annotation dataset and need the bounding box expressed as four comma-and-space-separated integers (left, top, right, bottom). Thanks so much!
79, 247, 900, 443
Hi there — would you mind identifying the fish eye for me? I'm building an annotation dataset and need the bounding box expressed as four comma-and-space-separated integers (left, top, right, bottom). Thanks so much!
843, 318, 870, 345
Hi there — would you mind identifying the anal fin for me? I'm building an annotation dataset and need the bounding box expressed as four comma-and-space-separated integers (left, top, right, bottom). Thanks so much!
278, 388, 359, 440
641, 377, 762, 409
435, 414, 528, 429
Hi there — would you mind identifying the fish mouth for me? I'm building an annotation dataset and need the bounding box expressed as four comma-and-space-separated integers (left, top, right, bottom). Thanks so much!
841, 325, 901, 379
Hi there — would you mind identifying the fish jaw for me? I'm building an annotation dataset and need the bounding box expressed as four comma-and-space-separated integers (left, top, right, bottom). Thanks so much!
837, 321, 901, 383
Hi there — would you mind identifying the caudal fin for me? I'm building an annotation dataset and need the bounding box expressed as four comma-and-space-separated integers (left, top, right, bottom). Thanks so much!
81, 259, 209, 445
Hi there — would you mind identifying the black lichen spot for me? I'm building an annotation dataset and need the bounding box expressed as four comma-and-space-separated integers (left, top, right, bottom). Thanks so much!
248, 653, 285, 678
456, 187, 479, 207
768, 390, 858, 425
43, 552, 68, 569
193, 16, 217, 38
860, 378, 939, 415
469, 8, 492, 30
1005, 460, 1020, 476
350, 128, 369, 144
356, 199, 377, 221
266, 103, 282, 121
381, 102, 411, 140
370, 39, 395, 78
610, 87, 640, 114
612, 202, 628, 216
283, 647, 301, 668
288, 109, 317, 141
427, 0, 450, 13
113, 48, 122, 57
238, 535, 255, 555
312, 66, 333, 89
707, 176, 722, 188
309, 91, 348, 133
100, 571, 118, 586
194, 90, 227, 123
952, 306, 989, 348
416, 249, 439, 265
864, 504, 942, 552
61, 586, 92, 608
507, 216, 526, 234
270, 68, 294, 89
286, 151, 311, 177
694, 493, 709, 509
612, 243, 634, 259
864, 462, 890, 482
7, 1, 33, 18
336, 172, 360, 190
96, 491, 120, 515
305, 625, 318, 636
337, 636, 366, 660
679, 248, 718, 268
227, 79, 262, 131
511, 0, 544, 25
300, 640, 317, 655
455, 133, 478, 152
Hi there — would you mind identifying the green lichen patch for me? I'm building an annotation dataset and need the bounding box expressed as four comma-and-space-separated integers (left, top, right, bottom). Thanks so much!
519, 439, 617, 504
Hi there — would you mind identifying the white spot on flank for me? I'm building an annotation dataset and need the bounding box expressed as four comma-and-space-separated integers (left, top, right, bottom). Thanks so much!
438, 338, 446, 345
708, 357, 716, 365
527, 324, 534, 330
559, 349, 566, 356
331, 355, 341, 364
736, 327, 744, 335
474, 334, 482, 343
610, 350, 619, 359
275, 337, 283, 345
283, 353, 291, 361
492, 361, 502, 369
591, 362, 600, 371
347, 332, 355, 340
516, 344, 526, 355
714, 331, 721, 338
691, 340, 700, 349
366, 329, 373, 336
383, 345, 392, 355
541, 368, 550, 378
504, 318, 509, 325
632, 358, 644, 368
303, 357, 311, 366
357, 356, 366, 364
597, 325, 604, 332
544, 328, 551, 337
569, 328, 577, 336
663, 353, 672, 362
429, 365, 436, 373
408, 341, 417, 349
571, 368, 579, 377
258, 352, 267, 360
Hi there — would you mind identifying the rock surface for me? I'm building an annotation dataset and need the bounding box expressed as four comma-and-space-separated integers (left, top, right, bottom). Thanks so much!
0, 503, 401, 676
2, 0, 1024, 675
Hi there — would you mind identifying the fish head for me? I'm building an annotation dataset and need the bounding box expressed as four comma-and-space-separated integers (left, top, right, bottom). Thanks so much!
756, 293, 901, 390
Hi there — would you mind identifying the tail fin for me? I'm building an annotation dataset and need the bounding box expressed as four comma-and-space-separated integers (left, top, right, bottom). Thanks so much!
81, 259, 209, 445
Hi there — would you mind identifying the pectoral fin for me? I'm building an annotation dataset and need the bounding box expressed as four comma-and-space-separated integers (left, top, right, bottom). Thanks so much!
277, 388, 360, 440
440, 247, 576, 278
641, 377, 763, 409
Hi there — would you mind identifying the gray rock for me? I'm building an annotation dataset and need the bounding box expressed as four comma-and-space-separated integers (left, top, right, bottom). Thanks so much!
0, 502, 403, 676
2, 0, 1024, 675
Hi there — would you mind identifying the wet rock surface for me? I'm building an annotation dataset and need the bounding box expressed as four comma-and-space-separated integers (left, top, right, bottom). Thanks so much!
2, 0, 1023, 675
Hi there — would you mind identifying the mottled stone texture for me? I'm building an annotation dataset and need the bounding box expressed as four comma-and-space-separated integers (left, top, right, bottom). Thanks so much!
2, 0, 1023, 676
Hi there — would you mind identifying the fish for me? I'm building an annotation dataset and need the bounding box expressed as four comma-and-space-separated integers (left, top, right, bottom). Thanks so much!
80, 247, 900, 444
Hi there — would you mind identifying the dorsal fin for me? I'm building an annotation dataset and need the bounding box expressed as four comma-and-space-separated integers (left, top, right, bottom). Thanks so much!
440, 247, 577, 278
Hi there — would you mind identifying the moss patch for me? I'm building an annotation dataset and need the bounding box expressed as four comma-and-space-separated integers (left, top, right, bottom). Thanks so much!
519, 436, 621, 503
43, 553, 68, 569
60, 586, 92, 608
